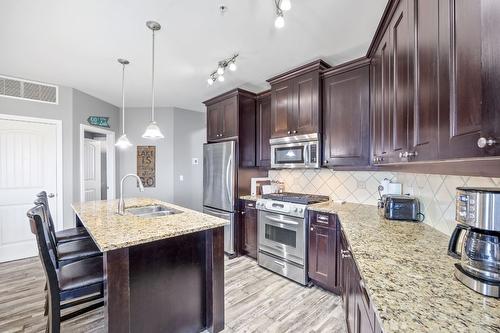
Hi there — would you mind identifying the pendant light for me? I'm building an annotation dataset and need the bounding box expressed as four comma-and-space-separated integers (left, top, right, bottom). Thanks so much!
142, 20, 165, 140
115, 58, 133, 149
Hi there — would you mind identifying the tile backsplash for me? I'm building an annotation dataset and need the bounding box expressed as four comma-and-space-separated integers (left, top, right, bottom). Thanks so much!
268, 169, 500, 236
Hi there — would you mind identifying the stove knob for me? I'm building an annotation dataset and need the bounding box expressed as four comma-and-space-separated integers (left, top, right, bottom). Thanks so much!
298, 208, 303, 213
293, 208, 298, 212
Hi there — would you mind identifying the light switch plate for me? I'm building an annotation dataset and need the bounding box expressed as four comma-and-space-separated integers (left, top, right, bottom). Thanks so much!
179, 175, 184, 181
192, 158, 199, 165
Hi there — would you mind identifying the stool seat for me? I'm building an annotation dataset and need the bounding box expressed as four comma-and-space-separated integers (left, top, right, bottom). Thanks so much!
57, 238, 101, 264
55, 227, 89, 244
58, 256, 103, 291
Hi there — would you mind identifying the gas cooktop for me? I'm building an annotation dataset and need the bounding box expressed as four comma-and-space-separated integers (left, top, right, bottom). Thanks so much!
261, 192, 330, 205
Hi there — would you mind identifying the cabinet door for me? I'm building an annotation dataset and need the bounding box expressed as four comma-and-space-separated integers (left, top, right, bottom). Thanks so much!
294, 72, 320, 135
356, 294, 374, 333
390, 0, 412, 162
323, 65, 370, 167
207, 103, 222, 141
256, 94, 272, 167
439, 0, 500, 158
372, 31, 392, 164
241, 201, 257, 259
271, 81, 294, 138
411, 0, 439, 160
221, 96, 238, 138
340, 231, 356, 333
308, 224, 336, 290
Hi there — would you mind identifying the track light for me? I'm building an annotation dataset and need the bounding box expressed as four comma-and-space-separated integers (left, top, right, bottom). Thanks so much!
280, 0, 291, 11
275, 14, 285, 29
206, 53, 239, 86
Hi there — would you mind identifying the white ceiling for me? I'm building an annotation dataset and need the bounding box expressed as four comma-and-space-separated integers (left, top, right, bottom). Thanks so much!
0, 0, 387, 111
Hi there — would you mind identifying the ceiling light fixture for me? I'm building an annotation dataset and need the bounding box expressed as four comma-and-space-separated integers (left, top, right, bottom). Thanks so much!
142, 20, 164, 140
273, 0, 291, 29
115, 58, 132, 149
207, 53, 239, 86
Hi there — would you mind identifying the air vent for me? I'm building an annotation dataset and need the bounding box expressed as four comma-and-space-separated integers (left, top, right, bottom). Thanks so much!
0, 75, 58, 104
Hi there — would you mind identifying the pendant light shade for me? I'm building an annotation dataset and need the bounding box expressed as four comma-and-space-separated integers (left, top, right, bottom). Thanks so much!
116, 133, 132, 149
142, 21, 164, 140
115, 58, 133, 149
142, 121, 164, 139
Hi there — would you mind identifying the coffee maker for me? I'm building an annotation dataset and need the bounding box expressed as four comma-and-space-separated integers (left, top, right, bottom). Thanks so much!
448, 187, 500, 298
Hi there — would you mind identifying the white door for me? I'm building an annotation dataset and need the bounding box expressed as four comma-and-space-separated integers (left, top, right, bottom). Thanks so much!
0, 118, 58, 262
83, 139, 101, 201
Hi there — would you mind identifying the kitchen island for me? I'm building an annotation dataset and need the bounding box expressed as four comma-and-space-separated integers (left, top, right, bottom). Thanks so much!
72, 198, 228, 333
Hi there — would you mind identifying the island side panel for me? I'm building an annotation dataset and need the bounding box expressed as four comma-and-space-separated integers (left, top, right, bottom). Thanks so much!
103, 248, 131, 333
205, 226, 225, 333
128, 231, 207, 333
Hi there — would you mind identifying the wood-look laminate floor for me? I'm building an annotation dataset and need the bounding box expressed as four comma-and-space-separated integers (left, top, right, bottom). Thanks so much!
0, 255, 346, 333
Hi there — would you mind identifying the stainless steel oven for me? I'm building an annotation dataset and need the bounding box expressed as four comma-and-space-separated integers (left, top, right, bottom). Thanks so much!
256, 198, 309, 285
270, 133, 319, 169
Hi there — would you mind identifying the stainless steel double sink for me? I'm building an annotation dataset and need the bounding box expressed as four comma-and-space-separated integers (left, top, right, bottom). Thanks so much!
125, 204, 183, 218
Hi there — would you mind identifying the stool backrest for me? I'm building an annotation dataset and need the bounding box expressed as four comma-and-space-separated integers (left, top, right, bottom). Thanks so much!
36, 191, 57, 243
27, 204, 59, 294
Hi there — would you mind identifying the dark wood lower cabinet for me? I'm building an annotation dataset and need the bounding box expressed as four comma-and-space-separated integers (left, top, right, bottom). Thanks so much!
240, 200, 258, 259
309, 212, 382, 333
308, 212, 340, 293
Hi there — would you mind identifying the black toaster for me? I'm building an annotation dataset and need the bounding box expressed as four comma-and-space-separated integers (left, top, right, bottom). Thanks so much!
380, 195, 422, 221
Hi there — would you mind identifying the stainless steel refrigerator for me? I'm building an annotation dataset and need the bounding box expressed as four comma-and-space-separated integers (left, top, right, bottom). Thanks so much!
203, 141, 237, 255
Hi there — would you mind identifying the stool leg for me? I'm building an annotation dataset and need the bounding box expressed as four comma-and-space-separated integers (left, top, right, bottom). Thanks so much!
47, 293, 60, 333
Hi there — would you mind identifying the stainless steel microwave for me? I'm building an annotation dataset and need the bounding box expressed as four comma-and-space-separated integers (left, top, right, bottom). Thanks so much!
270, 133, 320, 169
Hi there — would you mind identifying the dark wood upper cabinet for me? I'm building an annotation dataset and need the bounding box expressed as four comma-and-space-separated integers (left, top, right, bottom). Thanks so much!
256, 91, 271, 168
369, 0, 500, 166
204, 89, 257, 167
439, 0, 500, 158
267, 60, 330, 138
411, 0, 439, 161
240, 200, 257, 259
390, 0, 412, 163
322, 59, 371, 167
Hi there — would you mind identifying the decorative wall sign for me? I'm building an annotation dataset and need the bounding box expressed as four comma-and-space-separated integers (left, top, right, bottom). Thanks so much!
137, 146, 156, 187
87, 116, 110, 128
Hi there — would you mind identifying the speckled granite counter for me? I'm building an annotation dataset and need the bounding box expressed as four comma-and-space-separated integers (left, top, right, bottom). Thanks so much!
72, 198, 228, 252
308, 202, 500, 333
240, 195, 260, 201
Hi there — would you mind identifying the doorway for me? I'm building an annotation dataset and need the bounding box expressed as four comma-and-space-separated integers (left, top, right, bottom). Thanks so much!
79, 124, 115, 202
0, 114, 63, 262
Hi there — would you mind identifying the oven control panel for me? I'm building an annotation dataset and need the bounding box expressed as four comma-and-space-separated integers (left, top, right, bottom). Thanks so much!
456, 192, 478, 224
256, 199, 306, 218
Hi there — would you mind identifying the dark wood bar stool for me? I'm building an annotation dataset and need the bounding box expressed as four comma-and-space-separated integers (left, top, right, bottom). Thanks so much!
34, 198, 101, 267
36, 191, 89, 244
27, 204, 104, 333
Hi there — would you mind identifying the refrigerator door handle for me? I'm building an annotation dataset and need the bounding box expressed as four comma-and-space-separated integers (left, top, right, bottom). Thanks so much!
225, 152, 232, 206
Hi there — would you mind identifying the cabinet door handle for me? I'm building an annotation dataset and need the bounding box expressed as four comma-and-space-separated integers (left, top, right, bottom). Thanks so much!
477, 137, 497, 148
287, 130, 291, 134
324, 160, 329, 164
316, 215, 329, 224
310, 227, 314, 231
293, 130, 297, 134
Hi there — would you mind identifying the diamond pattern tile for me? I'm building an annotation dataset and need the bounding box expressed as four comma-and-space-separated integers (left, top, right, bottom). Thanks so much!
266, 169, 499, 236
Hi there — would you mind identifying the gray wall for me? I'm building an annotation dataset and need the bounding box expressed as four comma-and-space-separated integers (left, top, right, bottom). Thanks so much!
119, 107, 174, 202
173, 108, 205, 211
72, 89, 120, 202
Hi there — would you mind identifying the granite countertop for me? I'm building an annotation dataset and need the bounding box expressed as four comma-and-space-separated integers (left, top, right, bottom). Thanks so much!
72, 198, 228, 252
240, 195, 260, 201
308, 202, 500, 333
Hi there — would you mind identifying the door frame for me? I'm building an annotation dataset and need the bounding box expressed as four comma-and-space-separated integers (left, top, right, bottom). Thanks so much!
79, 124, 116, 202
0, 113, 64, 231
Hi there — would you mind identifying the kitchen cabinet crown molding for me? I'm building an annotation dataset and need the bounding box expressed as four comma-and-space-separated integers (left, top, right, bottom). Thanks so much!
266, 59, 331, 85
203, 88, 257, 106
321, 57, 371, 79
366, 0, 400, 58
256, 90, 271, 100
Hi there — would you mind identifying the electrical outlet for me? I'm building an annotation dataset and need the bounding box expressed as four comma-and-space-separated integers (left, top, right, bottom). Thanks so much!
192, 158, 199, 165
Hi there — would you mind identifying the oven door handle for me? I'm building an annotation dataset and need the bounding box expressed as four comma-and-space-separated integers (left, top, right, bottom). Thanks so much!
265, 215, 300, 225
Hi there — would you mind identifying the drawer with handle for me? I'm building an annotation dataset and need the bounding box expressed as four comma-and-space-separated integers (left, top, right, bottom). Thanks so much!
310, 211, 337, 229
